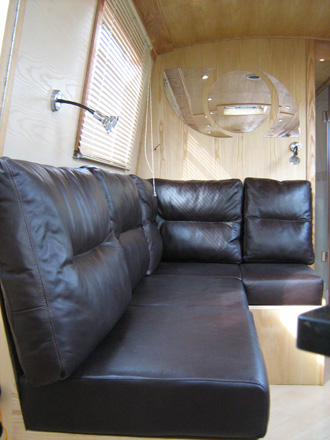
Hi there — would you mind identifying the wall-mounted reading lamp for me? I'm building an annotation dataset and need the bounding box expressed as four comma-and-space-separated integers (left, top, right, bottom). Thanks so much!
289, 142, 301, 165
50, 90, 119, 133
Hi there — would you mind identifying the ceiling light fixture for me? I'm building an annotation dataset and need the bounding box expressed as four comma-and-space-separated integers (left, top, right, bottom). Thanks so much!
223, 105, 269, 116
50, 90, 119, 134
246, 74, 260, 80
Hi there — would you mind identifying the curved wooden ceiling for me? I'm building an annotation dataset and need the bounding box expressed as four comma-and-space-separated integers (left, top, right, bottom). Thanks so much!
132, 0, 330, 55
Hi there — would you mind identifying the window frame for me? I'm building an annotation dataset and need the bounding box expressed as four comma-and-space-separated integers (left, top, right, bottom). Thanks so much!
74, 0, 152, 171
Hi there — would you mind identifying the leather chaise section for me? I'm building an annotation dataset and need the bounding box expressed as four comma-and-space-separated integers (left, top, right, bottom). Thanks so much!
241, 263, 323, 305
131, 275, 248, 308
154, 178, 243, 263
19, 305, 269, 439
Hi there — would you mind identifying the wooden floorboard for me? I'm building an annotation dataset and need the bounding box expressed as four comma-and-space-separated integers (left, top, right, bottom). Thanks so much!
264, 358, 330, 439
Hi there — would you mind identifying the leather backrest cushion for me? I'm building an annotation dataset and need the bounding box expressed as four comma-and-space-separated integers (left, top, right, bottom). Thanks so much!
243, 178, 314, 264
89, 169, 149, 287
0, 158, 131, 386
154, 179, 243, 263
130, 175, 163, 274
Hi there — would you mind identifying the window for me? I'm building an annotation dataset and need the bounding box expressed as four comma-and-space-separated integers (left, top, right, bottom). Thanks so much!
75, 0, 152, 170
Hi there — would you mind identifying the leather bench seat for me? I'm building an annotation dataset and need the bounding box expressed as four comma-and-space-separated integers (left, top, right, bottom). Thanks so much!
19, 304, 269, 439
241, 263, 323, 305
131, 274, 248, 308
153, 262, 242, 278
1, 157, 325, 439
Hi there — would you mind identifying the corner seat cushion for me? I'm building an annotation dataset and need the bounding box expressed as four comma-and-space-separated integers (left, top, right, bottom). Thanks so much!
243, 178, 314, 264
88, 168, 149, 288
241, 263, 323, 305
19, 305, 269, 438
0, 157, 131, 386
154, 178, 243, 263
153, 262, 242, 278
130, 175, 163, 274
131, 275, 248, 308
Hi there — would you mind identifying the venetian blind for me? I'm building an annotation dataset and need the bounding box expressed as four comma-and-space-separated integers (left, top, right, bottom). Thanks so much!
75, 0, 152, 170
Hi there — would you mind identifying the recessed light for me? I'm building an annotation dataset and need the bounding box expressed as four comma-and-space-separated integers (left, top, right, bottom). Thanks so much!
208, 97, 212, 101
319, 58, 325, 62
206, 124, 211, 127
202, 74, 209, 79
210, 111, 214, 115
246, 74, 260, 80
286, 105, 291, 109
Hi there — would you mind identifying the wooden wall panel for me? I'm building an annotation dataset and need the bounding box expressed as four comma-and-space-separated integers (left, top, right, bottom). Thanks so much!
137, 38, 309, 182
1, 0, 97, 168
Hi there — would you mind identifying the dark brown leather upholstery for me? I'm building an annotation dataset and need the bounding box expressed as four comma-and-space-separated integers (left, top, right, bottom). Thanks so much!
243, 178, 314, 264
130, 175, 163, 274
132, 275, 248, 307
154, 262, 242, 278
241, 263, 323, 305
19, 305, 269, 439
154, 178, 243, 263
89, 168, 149, 288
0, 158, 131, 386
4, 158, 324, 439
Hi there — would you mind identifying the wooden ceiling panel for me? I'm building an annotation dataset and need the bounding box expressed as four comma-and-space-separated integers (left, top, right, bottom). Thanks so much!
132, 0, 173, 54
134, 0, 330, 55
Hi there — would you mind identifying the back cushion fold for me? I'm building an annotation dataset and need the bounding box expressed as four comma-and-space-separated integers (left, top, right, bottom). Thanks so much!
88, 169, 149, 288
243, 178, 314, 264
154, 179, 243, 263
130, 175, 163, 274
0, 158, 131, 386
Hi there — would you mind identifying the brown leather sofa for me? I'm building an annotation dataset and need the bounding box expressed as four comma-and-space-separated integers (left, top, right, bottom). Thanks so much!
0, 157, 323, 439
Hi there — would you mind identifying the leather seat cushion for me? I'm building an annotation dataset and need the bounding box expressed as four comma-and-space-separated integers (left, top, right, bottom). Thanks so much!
243, 178, 314, 264
241, 263, 323, 305
19, 305, 269, 439
131, 274, 248, 308
0, 158, 131, 386
154, 178, 243, 263
153, 262, 242, 278
89, 169, 149, 288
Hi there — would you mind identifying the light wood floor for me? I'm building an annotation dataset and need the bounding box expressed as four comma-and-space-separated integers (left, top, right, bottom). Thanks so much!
263, 358, 330, 440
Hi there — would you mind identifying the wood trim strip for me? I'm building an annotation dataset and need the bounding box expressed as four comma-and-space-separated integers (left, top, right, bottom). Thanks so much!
74, 0, 105, 154
0, 0, 27, 155
131, 0, 173, 55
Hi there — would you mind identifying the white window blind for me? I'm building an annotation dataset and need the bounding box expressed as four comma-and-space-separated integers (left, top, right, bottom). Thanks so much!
75, 0, 152, 170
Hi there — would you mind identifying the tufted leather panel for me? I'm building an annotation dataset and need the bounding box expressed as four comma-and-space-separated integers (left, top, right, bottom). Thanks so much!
89, 169, 149, 288
154, 179, 243, 263
19, 305, 269, 438
131, 275, 248, 308
241, 263, 323, 305
130, 175, 163, 274
243, 178, 314, 264
0, 158, 131, 386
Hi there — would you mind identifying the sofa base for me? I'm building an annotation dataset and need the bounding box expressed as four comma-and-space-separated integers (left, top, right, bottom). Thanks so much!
250, 305, 324, 385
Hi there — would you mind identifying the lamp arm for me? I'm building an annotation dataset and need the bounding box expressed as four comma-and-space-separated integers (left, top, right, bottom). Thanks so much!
56, 99, 95, 115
